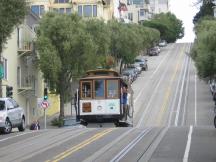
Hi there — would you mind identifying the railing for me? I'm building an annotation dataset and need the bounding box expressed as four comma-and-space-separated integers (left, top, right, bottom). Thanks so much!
17, 24, 36, 52
18, 75, 35, 90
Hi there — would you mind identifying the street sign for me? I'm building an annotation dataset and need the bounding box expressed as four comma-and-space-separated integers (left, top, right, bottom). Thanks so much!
0, 64, 4, 79
41, 100, 50, 109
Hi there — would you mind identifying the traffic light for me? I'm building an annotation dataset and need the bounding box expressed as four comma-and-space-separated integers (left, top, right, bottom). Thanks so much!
6, 86, 13, 98
44, 88, 48, 100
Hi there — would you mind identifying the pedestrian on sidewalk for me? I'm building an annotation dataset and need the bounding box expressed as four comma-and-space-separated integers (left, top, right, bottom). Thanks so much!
30, 120, 40, 130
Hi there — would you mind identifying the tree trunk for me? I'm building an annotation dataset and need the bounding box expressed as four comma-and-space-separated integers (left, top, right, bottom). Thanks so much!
59, 77, 65, 119
119, 60, 123, 74
59, 91, 64, 119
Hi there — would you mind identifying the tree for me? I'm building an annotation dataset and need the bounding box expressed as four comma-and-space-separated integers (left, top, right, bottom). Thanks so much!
107, 21, 141, 72
143, 12, 184, 43
0, 0, 27, 97
193, 0, 214, 24
85, 19, 111, 68
192, 19, 216, 79
37, 13, 98, 118
108, 20, 160, 72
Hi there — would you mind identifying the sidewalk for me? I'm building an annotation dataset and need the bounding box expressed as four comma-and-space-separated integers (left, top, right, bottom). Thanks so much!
38, 102, 78, 129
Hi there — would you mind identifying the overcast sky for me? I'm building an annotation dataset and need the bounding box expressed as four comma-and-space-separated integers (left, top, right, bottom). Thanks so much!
169, 0, 199, 43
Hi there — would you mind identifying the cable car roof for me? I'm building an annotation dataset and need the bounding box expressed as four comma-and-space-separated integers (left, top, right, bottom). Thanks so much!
84, 69, 120, 77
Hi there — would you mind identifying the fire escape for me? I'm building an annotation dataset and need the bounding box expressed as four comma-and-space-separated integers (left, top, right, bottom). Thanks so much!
17, 24, 37, 96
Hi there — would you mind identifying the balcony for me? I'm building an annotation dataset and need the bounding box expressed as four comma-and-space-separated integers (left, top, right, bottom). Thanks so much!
17, 25, 36, 57
17, 75, 35, 95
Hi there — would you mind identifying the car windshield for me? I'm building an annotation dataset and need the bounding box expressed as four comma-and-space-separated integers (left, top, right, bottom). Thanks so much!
135, 59, 144, 62
0, 100, 5, 111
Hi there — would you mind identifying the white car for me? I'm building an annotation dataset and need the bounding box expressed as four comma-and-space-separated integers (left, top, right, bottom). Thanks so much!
159, 40, 167, 47
0, 98, 25, 134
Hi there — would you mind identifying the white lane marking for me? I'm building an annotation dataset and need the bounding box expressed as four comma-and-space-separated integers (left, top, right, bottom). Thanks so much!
83, 128, 134, 162
136, 45, 179, 128
183, 125, 193, 162
150, 45, 174, 80
174, 56, 189, 126
168, 54, 186, 126
0, 131, 41, 142
134, 44, 174, 104
195, 72, 197, 126
181, 57, 191, 126
110, 128, 151, 162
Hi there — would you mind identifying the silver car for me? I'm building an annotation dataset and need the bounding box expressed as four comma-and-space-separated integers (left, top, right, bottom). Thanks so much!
0, 98, 25, 134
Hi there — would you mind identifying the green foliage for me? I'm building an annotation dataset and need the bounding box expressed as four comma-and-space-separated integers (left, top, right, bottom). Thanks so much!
193, 0, 214, 24
51, 117, 64, 127
0, 0, 27, 53
107, 20, 160, 68
143, 12, 184, 43
192, 19, 216, 79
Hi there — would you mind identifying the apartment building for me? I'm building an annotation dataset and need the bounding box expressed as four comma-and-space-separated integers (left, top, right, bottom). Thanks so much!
27, 0, 118, 22
149, 0, 169, 15
2, 11, 60, 125
124, 0, 150, 24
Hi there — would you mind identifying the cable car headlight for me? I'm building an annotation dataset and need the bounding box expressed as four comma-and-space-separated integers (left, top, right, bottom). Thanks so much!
97, 105, 102, 111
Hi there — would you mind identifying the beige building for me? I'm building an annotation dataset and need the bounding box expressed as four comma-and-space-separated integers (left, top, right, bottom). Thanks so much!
27, 0, 117, 22
149, 0, 169, 15
2, 12, 60, 125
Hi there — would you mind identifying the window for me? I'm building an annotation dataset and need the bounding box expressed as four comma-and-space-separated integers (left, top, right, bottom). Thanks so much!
128, 13, 133, 21
0, 101, 5, 111
93, 5, 97, 17
54, 0, 69, 3
81, 81, 92, 98
83, 5, 92, 17
127, 0, 133, 5
107, 80, 119, 98
78, 5, 82, 16
31, 5, 44, 16
6, 100, 14, 109
78, 5, 97, 17
94, 80, 105, 98
66, 8, 72, 14
9, 99, 19, 108
59, 8, 64, 14
3, 58, 7, 80
17, 66, 21, 87
140, 9, 145, 16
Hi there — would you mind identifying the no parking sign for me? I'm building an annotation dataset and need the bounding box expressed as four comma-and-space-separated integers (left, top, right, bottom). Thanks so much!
41, 100, 50, 109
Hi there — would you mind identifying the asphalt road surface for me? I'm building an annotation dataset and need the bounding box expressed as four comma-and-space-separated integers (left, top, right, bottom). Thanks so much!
1, 43, 216, 162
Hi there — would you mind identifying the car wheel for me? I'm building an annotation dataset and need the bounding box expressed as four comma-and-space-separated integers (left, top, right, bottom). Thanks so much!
214, 116, 216, 128
4, 119, 12, 134
18, 117, 25, 132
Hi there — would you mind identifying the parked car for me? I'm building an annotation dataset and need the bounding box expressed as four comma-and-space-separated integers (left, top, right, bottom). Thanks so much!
155, 46, 161, 53
0, 98, 25, 134
159, 40, 167, 47
122, 68, 138, 83
148, 47, 159, 56
134, 58, 148, 71
128, 64, 142, 74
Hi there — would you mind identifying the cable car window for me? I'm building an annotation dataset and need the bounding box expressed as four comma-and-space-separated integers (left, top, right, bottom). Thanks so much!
107, 80, 118, 98
81, 81, 92, 98
94, 80, 105, 98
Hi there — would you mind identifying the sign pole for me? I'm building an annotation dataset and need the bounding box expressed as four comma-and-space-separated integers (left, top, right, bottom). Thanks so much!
44, 108, 47, 129
41, 100, 49, 129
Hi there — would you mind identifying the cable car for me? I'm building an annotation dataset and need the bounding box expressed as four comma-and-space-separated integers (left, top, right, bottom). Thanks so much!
75, 69, 134, 126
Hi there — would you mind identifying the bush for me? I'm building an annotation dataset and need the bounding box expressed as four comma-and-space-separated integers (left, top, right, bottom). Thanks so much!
51, 117, 64, 127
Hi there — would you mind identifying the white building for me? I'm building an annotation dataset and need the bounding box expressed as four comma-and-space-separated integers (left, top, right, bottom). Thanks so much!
149, 0, 169, 14
119, 0, 150, 24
